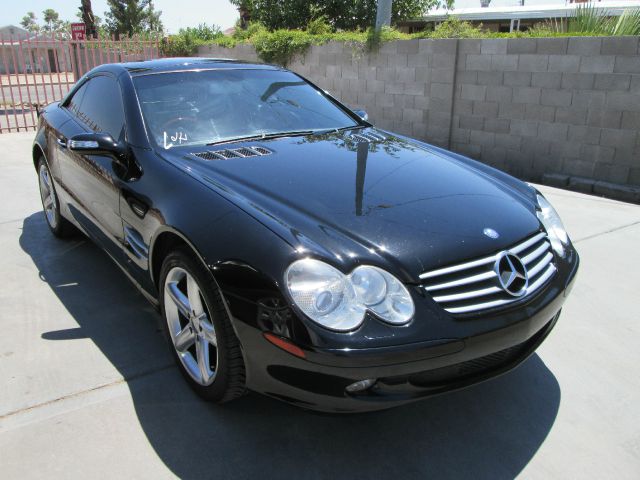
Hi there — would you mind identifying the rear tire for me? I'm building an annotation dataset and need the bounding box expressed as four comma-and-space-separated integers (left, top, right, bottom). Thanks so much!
159, 248, 246, 403
37, 158, 75, 238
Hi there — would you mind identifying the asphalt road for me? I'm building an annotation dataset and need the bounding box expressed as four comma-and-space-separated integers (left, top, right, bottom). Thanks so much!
0, 132, 639, 479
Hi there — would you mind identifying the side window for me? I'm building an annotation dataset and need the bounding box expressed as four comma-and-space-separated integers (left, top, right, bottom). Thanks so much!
67, 82, 89, 117
74, 76, 126, 141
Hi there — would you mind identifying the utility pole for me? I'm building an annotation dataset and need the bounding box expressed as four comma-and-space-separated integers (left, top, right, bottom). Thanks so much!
375, 0, 393, 29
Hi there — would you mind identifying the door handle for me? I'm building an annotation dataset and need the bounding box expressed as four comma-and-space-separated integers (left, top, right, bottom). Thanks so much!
126, 196, 148, 218
56, 138, 67, 148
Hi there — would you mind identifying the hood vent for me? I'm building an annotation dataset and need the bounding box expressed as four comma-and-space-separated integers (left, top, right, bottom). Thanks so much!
194, 146, 272, 160
349, 131, 386, 143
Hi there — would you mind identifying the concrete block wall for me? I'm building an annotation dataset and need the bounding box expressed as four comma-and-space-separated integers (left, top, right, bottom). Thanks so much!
197, 36, 640, 189
451, 36, 640, 187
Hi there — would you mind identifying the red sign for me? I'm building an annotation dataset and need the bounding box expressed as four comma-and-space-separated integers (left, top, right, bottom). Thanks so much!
71, 23, 86, 40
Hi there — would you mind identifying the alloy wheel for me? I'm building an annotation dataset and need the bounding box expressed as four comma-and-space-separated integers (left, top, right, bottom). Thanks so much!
164, 266, 218, 386
38, 163, 58, 229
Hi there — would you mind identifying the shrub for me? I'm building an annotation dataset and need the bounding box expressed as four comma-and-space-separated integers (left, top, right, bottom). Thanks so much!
306, 16, 332, 35
162, 24, 224, 56
366, 25, 409, 50
610, 8, 640, 35
530, 5, 640, 36
420, 17, 488, 38
232, 21, 268, 41
251, 29, 315, 65
185, 8, 640, 65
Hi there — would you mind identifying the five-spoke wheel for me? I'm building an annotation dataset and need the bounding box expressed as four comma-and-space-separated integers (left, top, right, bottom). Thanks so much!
37, 158, 74, 237
159, 248, 246, 402
38, 161, 58, 229
164, 266, 218, 385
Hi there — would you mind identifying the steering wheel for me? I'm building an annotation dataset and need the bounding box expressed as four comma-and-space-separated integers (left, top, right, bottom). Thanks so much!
161, 116, 199, 133
196, 99, 259, 134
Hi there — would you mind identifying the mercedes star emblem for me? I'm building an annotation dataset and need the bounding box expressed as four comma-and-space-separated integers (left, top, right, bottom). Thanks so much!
494, 252, 528, 297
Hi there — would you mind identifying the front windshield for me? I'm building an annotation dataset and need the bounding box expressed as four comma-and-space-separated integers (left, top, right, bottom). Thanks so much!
133, 68, 360, 149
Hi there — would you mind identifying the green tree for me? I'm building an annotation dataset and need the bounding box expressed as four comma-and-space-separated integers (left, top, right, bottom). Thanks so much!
146, 1, 163, 33
20, 11, 40, 33
105, 0, 164, 38
230, 0, 437, 31
20, 9, 69, 36
42, 9, 65, 33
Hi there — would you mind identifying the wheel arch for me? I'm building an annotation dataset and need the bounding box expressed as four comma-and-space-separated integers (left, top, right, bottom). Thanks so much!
33, 123, 50, 171
32, 142, 47, 170
149, 226, 253, 374
149, 227, 208, 291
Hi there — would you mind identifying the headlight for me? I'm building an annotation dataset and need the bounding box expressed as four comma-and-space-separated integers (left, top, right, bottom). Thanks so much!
536, 194, 569, 257
285, 259, 415, 331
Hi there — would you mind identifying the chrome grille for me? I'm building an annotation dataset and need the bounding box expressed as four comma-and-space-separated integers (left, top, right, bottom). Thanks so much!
420, 231, 556, 315
193, 146, 272, 160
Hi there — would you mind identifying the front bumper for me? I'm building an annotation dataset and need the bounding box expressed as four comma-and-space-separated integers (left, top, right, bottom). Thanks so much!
233, 249, 579, 413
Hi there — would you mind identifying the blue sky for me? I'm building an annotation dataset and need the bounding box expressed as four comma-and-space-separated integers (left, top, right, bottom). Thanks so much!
1, 0, 569, 33
0, 0, 240, 33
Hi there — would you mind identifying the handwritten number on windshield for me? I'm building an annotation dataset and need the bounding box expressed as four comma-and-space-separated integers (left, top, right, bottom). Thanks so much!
164, 131, 188, 149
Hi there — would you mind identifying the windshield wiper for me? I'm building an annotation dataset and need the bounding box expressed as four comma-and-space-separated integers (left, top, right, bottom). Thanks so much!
206, 128, 349, 146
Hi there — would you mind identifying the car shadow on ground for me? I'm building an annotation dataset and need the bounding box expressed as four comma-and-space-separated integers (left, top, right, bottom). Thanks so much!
21, 212, 561, 480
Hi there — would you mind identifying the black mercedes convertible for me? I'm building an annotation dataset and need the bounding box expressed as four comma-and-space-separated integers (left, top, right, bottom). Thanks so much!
32, 58, 579, 412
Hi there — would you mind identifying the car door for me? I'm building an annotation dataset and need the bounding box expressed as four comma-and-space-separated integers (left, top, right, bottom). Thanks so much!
48, 81, 88, 209
56, 74, 127, 264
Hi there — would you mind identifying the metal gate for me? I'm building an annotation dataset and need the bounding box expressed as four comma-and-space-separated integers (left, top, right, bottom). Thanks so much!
0, 34, 162, 133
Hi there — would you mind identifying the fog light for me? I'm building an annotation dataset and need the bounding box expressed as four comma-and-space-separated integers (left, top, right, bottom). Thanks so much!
345, 378, 377, 393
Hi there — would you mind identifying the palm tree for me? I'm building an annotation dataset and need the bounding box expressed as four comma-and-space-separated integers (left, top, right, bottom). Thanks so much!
79, 0, 99, 38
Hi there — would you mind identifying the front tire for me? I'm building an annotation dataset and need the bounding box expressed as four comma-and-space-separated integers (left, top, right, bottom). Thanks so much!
159, 248, 246, 403
37, 158, 75, 238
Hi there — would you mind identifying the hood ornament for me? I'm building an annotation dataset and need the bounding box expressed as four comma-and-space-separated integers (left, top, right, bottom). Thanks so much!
483, 228, 499, 239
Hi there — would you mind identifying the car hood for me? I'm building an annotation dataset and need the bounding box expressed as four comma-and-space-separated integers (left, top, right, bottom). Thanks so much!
163, 129, 540, 281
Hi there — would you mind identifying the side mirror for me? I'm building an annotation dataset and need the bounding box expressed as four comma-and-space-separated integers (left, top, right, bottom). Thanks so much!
352, 109, 368, 122
68, 132, 126, 160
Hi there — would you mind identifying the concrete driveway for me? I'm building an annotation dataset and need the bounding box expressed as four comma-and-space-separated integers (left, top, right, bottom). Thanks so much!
0, 132, 638, 479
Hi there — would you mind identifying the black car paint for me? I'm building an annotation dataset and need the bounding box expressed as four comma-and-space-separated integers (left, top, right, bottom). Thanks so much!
33, 58, 579, 412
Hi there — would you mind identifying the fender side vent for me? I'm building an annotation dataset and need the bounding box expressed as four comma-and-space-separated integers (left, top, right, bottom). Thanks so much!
194, 146, 272, 160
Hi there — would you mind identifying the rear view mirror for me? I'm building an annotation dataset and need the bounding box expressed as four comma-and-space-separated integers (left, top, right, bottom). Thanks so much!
352, 109, 368, 121
68, 132, 126, 159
